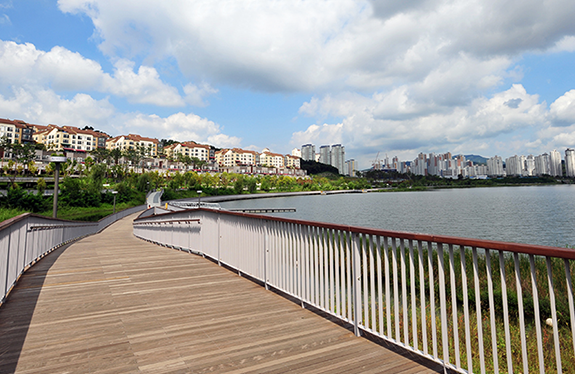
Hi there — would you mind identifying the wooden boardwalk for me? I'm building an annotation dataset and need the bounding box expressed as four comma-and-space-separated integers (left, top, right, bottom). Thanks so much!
0, 214, 439, 374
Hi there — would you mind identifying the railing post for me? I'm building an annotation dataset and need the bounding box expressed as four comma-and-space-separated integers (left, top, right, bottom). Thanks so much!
4, 225, 12, 300
264, 222, 269, 291
217, 213, 221, 266
352, 231, 361, 337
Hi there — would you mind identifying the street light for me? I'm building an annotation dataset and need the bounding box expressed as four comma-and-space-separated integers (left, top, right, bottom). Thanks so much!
49, 156, 66, 218
197, 190, 202, 208
111, 190, 118, 214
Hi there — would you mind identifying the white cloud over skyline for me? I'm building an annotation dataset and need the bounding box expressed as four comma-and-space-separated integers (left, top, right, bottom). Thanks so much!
1, 0, 574, 166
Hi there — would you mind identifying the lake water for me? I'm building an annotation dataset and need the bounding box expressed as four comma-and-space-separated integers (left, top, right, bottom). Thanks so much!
219, 185, 575, 248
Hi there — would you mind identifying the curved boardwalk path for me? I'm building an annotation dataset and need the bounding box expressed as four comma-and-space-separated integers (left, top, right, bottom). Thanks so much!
0, 214, 438, 374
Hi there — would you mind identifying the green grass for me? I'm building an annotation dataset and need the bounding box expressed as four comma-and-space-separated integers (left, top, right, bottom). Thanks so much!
0, 202, 142, 223
0, 208, 29, 221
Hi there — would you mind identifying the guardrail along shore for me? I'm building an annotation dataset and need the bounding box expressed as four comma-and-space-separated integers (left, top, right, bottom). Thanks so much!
134, 207, 575, 374
0, 205, 145, 306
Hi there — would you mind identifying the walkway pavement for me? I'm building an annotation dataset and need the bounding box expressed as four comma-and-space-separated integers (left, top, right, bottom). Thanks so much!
0, 214, 438, 373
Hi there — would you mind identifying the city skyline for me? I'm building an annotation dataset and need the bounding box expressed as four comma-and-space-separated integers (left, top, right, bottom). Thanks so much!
1, 1, 575, 168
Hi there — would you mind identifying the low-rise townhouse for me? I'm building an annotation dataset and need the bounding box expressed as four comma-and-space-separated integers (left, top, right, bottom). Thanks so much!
0, 118, 35, 145
32, 125, 99, 152
215, 148, 258, 167
284, 154, 301, 169
106, 134, 159, 157
164, 141, 210, 161
260, 148, 285, 168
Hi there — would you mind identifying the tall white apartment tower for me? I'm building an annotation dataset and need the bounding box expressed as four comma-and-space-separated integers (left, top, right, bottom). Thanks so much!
331, 144, 345, 174
487, 156, 504, 176
319, 145, 331, 165
301, 144, 315, 161
549, 149, 563, 176
534, 153, 550, 175
566, 148, 575, 177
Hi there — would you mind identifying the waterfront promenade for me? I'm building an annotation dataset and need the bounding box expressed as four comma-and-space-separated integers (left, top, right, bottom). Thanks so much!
0, 214, 436, 373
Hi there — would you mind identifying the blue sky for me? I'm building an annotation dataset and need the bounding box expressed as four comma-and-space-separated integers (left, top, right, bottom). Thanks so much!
1, 0, 575, 168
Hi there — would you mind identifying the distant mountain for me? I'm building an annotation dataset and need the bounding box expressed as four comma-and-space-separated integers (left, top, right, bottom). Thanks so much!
465, 154, 488, 164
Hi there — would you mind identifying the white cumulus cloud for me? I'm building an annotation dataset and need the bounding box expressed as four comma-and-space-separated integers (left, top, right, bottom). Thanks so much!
121, 112, 241, 148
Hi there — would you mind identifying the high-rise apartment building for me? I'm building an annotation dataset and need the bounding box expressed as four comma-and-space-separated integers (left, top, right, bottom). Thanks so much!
331, 144, 345, 174
549, 149, 563, 176
344, 159, 356, 176
319, 145, 331, 165
565, 148, 575, 177
487, 156, 504, 176
506, 155, 525, 176
534, 153, 550, 176
301, 144, 315, 161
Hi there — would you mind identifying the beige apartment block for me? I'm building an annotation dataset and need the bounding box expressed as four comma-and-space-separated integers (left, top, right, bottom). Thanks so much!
285, 154, 301, 169
215, 148, 258, 167
260, 148, 285, 168
32, 124, 101, 152
0, 118, 23, 144
106, 134, 159, 157
164, 141, 210, 161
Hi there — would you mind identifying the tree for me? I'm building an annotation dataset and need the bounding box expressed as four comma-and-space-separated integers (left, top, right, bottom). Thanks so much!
123, 148, 142, 172
90, 147, 110, 164
233, 177, 244, 194
110, 148, 122, 165
246, 177, 257, 194
13, 142, 37, 168
0, 136, 12, 159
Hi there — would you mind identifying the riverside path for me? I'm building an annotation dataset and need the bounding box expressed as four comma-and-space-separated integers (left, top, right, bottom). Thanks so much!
0, 213, 438, 374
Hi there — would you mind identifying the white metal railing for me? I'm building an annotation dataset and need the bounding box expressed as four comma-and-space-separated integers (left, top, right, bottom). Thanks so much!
0, 205, 145, 305
133, 208, 575, 374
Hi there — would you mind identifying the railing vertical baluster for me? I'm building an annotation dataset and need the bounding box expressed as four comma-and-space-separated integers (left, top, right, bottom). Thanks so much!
546, 257, 562, 373
485, 249, 498, 373
472, 246, 486, 374
352, 232, 361, 336
278, 221, 283, 288
498, 251, 512, 373
400, 239, 409, 346
448, 244, 460, 368
320, 227, 326, 310
314, 226, 320, 307
563, 258, 575, 360
363, 234, 369, 328
304, 225, 311, 305
383, 237, 391, 339
428, 242, 438, 359
392, 238, 400, 342
264, 222, 269, 290
529, 254, 545, 374
460, 246, 472, 372
513, 253, 529, 374
276, 221, 281, 289
409, 240, 417, 350
419, 240, 428, 356
297, 224, 304, 307
437, 243, 449, 366
370, 235, 376, 332
335, 229, 342, 317
565, 258, 575, 360
346, 230, 352, 322
289, 223, 294, 296
376, 236, 384, 337
329, 229, 335, 315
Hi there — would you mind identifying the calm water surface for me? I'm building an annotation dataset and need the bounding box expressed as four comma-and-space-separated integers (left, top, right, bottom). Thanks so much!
220, 185, 575, 247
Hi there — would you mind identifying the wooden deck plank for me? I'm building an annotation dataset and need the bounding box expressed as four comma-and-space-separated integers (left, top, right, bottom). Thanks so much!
0, 214, 439, 373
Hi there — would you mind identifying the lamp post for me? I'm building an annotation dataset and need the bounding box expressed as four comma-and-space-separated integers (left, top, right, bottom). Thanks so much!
50, 156, 67, 218
197, 190, 202, 208
111, 190, 118, 214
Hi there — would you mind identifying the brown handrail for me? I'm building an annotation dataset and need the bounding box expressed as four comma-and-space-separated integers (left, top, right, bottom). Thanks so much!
134, 207, 575, 260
